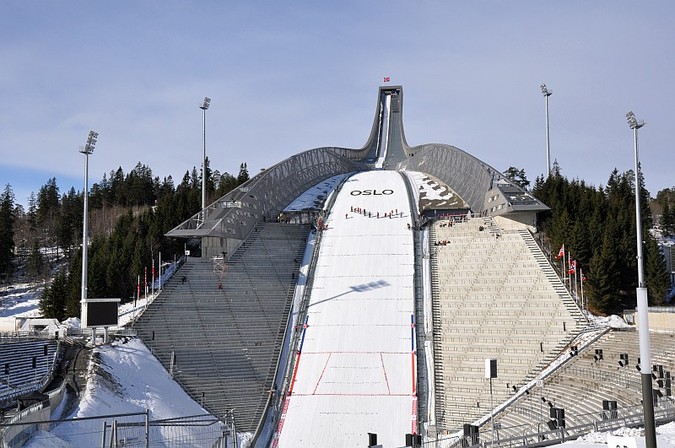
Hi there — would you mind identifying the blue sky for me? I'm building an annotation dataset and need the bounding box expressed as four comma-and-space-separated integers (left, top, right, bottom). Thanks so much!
1, 1, 674, 207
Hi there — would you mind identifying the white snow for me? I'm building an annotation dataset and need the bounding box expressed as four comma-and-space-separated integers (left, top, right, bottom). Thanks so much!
589, 314, 633, 329
560, 421, 675, 447
283, 173, 351, 212
406, 171, 455, 201
0, 282, 44, 319
275, 171, 417, 447
26, 337, 224, 448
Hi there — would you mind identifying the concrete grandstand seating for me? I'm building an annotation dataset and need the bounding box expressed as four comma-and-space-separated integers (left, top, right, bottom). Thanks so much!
134, 223, 310, 432
0, 338, 59, 405
429, 217, 587, 433
492, 329, 675, 443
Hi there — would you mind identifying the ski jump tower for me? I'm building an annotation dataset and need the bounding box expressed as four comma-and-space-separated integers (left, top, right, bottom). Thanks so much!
167, 85, 547, 255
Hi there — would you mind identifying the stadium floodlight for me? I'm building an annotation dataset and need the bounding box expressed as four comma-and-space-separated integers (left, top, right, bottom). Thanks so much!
199, 97, 211, 227
627, 110, 656, 448
81, 130, 98, 155
540, 84, 553, 178
540, 83, 552, 97
80, 130, 98, 331
626, 110, 644, 130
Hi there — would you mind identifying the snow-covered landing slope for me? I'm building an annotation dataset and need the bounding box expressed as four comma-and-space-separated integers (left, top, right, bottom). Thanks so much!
27, 337, 224, 448
276, 170, 417, 447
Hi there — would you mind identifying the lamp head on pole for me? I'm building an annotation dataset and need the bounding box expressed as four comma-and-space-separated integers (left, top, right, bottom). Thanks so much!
200, 97, 211, 111
540, 83, 552, 97
626, 111, 645, 130
80, 130, 98, 155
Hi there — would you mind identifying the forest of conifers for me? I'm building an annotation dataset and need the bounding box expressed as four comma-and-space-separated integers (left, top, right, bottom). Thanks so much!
0, 159, 249, 320
532, 163, 673, 313
0, 160, 673, 321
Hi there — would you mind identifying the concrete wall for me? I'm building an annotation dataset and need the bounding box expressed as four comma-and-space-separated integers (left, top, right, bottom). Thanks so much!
647, 310, 675, 332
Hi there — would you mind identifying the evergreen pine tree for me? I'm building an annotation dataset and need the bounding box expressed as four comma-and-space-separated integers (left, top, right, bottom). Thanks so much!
587, 221, 622, 314
645, 235, 670, 305
551, 209, 572, 254
64, 270, 81, 318
0, 185, 16, 280
64, 253, 82, 318
88, 241, 108, 298
27, 192, 38, 229
503, 166, 530, 190
570, 220, 591, 267
661, 200, 674, 236
57, 187, 82, 258
237, 163, 250, 185
39, 272, 68, 321
36, 178, 60, 248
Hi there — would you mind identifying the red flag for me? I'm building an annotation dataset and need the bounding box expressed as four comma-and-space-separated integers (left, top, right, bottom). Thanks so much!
383, 76, 391, 83
568, 259, 577, 275
556, 244, 565, 259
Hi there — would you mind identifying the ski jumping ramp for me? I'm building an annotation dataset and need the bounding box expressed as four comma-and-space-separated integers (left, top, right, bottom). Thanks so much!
275, 170, 417, 447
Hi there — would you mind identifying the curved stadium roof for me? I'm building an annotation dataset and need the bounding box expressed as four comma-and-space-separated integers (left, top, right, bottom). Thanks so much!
167, 86, 547, 241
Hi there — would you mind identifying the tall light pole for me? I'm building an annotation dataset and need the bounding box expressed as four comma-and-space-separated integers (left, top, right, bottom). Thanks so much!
80, 130, 98, 329
627, 111, 656, 448
200, 97, 211, 226
541, 84, 553, 178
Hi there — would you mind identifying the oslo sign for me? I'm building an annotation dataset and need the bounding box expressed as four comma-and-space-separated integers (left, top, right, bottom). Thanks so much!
350, 189, 394, 196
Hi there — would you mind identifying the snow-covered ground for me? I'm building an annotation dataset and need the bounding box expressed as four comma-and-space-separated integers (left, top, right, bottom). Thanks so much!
561, 422, 675, 448
0, 282, 44, 319
283, 173, 350, 212
26, 337, 226, 447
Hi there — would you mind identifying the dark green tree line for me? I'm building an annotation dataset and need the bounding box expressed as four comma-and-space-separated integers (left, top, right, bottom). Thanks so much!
533, 165, 670, 314
32, 159, 248, 320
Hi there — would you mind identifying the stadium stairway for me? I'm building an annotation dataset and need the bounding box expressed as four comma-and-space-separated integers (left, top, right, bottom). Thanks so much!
134, 222, 310, 432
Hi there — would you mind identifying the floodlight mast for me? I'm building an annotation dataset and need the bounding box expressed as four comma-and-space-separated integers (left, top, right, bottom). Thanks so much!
200, 97, 211, 227
627, 110, 656, 448
541, 84, 553, 178
80, 130, 98, 329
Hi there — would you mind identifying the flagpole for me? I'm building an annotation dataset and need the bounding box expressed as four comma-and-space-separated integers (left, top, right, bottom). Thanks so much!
575, 264, 579, 302
560, 246, 565, 284
572, 259, 576, 299
570, 260, 579, 303
151, 257, 155, 297
566, 251, 570, 289
580, 268, 585, 313
571, 259, 576, 301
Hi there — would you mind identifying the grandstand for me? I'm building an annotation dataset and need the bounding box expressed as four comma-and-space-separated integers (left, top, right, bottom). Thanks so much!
134, 222, 309, 432
429, 215, 587, 434
0, 338, 60, 407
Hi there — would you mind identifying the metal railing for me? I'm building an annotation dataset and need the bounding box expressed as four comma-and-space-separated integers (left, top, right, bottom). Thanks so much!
1, 409, 230, 448
427, 401, 675, 448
